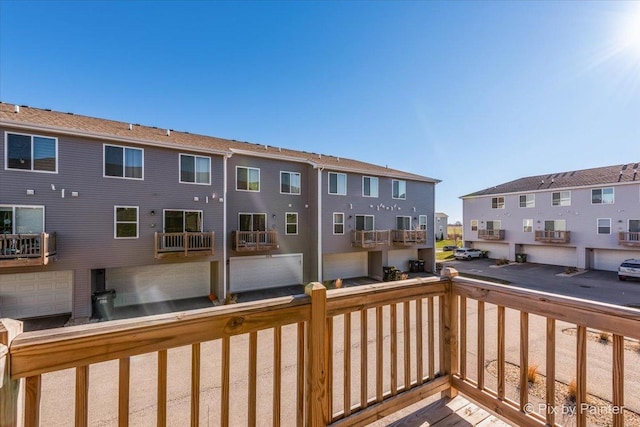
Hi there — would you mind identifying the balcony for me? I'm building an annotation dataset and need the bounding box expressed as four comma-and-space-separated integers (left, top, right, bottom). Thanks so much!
0, 232, 57, 267
351, 229, 390, 248
392, 229, 427, 246
535, 230, 570, 243
477, 229, 505, 240
3, 272, 638, 426
232, 230, 279, 252
154, 232, 214, 259
619, 231, 640, 247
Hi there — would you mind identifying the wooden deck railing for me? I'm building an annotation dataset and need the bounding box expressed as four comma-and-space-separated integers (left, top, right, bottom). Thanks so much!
351, 230, 391, 248
619, 231, 640, 247
154, 231, 215, 258
2, 271, 639, 426
0, 232, 57, 267
478, 229, 506, 240
391, 229, 427, 246
534, 230, 571, 243
232, 230, 279, 252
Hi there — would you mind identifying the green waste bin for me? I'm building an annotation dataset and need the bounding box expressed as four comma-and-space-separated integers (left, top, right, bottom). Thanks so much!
516, 253, 527, 263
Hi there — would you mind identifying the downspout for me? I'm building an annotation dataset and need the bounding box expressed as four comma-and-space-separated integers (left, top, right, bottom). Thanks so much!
317, 167, 323, 282
222, 153, 231, 302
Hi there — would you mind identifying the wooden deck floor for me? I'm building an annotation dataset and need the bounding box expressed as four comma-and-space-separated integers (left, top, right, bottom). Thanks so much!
369, 395, 513, 427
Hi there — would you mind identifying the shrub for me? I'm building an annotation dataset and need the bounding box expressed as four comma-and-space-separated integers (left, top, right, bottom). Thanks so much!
564, 266, 578, 274
599, 331, 610, 343
527, 364, 539, 384
567, 379, 577, 403
496, 257, 510, 266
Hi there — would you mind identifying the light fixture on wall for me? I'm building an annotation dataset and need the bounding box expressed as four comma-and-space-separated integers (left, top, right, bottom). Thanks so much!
150, 210, 156, 216
272, 214, 276, 219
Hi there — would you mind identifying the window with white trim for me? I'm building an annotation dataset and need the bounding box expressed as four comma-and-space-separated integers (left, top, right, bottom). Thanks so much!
592, 187, 614, 204
362, 176, 379, 197
491, 197, 505, 209
355, 215, 374, 231
237, 167, 260, 191
114, 206, 138, 239
597, 218, 611, 234
419, 215, 428, 230
286, 212, 298, 235
392, 180, 406, 199
544, 219, 566, 231
552, 191, 571, 206
280, 171, 301, 194
486, 220, 501, 230
471, 220, 478, 231
328, 172, 346, 195
396, 216, 411, 230
239, 213, 266, 231
0, 205, 44, 234
180, 154, 211, 184
523, 219, 533, 233
519, 194, 534, 208
104, 144, 143, 179
333, 213, 344, 235
164, 210, 202, 233
6, 132, 57, 172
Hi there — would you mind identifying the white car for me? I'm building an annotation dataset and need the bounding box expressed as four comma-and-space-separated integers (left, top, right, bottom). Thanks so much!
454, 248, 483, 260
618, 259, 640, 281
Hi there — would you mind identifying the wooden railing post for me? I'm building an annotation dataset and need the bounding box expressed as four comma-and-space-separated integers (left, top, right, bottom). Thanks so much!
305, 282, 328, 426
1, 318, 24, 427
440, 268, 459, 399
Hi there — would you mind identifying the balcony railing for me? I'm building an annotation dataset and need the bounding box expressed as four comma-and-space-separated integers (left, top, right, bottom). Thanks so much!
535, 230, 571, 243
619, 231, 640, 247
351, 229, 391, 248
1, 272, 639, 426
154, 232, 214, 259
392, 229, 427, 246
232, 230, 279, 252
0, 232, 57, 267
477, 229, 505, 240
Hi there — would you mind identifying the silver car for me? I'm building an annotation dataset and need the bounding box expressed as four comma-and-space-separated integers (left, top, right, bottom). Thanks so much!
618, 259, 640, 281
454, 248, 482, 260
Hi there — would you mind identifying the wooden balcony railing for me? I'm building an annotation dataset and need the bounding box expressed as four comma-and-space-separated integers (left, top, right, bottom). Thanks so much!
534, 230, 571, 243
619, 231, 640, 247
477, 229, 505, 240
2, 271, 639, 426
391, 229, 427, 246
351, 229, 391, 248
154, 231, 215, 259
232, 230, 279, 252
0, 232, 57, 267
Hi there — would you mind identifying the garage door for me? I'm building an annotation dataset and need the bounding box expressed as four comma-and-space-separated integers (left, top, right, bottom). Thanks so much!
0, 271, 72, 319
474, 242, 509, 259
323, 252, 367, 281
388, 249, 417, 272
230, 254, 303, 293
592, 249, 640, 271
107, 263, 210, 307
521, 245, 576, 267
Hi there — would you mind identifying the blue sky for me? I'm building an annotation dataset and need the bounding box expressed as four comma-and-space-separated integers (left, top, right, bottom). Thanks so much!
2, 1, 639, 222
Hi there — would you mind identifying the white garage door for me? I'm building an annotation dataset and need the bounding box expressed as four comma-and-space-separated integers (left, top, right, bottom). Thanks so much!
474, 242, 509, 259
230, 254, 303, 293
0, 271, 72, 319
107, 263, 210, 307
388, 249, 417, 272
323, 252, 367, 281
592, 249, 640, 271
521, 245, 576, 267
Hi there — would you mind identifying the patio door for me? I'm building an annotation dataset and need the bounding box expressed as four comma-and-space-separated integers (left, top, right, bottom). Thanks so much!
630, 220, 640, 233
396, 216, 411, 230
1, 206, 44, 234
163, 210, 202, 248
239, 213, 267, 243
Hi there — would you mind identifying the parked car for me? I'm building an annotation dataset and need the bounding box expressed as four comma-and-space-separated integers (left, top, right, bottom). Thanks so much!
442, 245, 458, 251
618, 259, 640, 281
454, 248, 483, 260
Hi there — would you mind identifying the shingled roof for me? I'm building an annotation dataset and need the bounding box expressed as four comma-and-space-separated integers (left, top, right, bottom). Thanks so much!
0, 102, 439, 184
462, 163, 640, 198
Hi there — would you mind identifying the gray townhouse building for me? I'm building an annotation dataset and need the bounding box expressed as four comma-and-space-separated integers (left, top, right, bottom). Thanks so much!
0, 102, 439, 320
461, 164, 640, 271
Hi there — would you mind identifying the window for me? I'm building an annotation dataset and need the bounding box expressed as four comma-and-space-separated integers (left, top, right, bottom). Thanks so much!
552, 191, 571, 206
392, 180, 406, 199
523, 219, 533, 233
355, 215, 374, 231
629, 220, 640, 233
333, 213, 345, 235
471, 220, 478, 231
592, 187, 614, 204
0, 206, 44, 234
114, 206, 138, 238
285, 212, 298, 235
362, 176, 379, 197
544, 220, 566, 231
419, 215, 428, 230
328, 172, 346, 195
597, 218, 611, 234
280, 171, 301, 194
6, 132, 57, 172
486, 220, 501, 230
104, 145, 143, 179
396, 216, 411, 230
239, 213, 266, 232
491, 197, 505, 209
180, 154, 211, 184
236, 167, 260, 191
163, 210, 202, 233
519, 194, 535, 208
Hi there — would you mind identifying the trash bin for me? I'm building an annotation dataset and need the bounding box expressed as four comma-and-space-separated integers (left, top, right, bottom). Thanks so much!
409, 260, 419, 273
516, 253, 527, 263
418, 259, 425, 272
92, 289, 116, 319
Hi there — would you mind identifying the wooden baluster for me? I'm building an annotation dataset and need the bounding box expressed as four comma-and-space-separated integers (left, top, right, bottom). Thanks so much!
613, 334, 624, 427
403, 301, 411, 391
360, 308, 368, 409
221, 337, 230, 427
390, 303, 398, 396
273, 326, 282, 427
76, 365, 89, 427
376, 306, 383, 402
157, 349, 167, 427
428, 297, 435, 380
416, 298, 423, 385
248, 332, 257, 427
191, 343, 200, 427
119, 357, 130, 427
305, 283, 328, 426
344, 313, 352, 417
25, 375, 42, 427
497, 306, 505, 400
477, 301, 485, 390
576, 325, 587, 427
546, 318, 555, 427
459, 296, 466, 381
519, 312, 529, 411
296, 323, 305, 427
